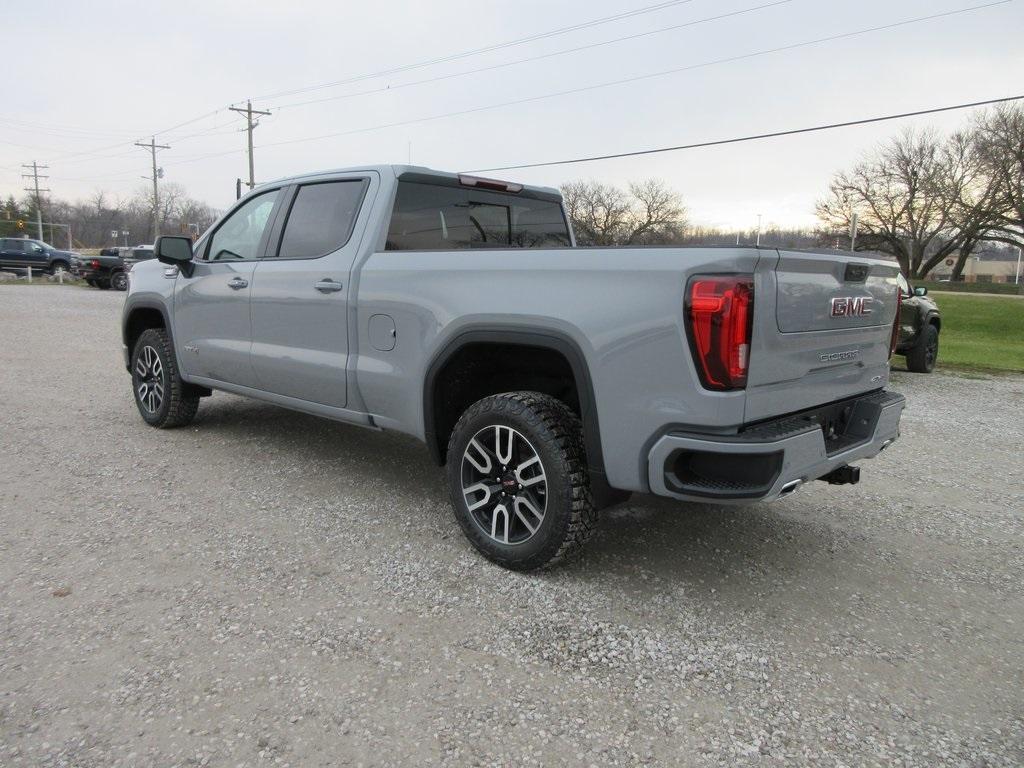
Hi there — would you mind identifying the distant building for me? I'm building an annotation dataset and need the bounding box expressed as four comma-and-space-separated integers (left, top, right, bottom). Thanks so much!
926, 247, 1021, 283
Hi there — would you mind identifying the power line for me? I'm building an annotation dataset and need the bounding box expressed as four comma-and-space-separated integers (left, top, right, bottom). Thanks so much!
273, 0, 793, 112
255, 0, 701, 102
467, 94, 1024, 173
178, 0, 1007, 161
3, 1, 701, 167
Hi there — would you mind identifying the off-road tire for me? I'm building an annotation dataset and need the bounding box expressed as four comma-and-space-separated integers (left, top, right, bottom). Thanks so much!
131, 328, 200, 428
111, 271, 129, 291
446, 392, 597, 570
905, 323, 938, 373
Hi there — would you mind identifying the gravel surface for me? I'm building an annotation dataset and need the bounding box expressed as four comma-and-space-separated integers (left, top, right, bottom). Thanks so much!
1, 285, 1022, 767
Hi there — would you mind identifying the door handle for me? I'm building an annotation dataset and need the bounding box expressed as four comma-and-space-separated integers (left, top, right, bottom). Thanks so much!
314, 279, 343, 293
228, 277, 249, 290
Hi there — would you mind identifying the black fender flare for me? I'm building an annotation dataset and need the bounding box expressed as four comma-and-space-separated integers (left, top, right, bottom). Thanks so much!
122, 299, 174, 367
422, 326, 616, 499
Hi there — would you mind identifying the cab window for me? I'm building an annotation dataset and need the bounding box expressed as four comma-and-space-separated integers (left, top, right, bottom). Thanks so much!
274, 180, 366, 259
205, 189, 280, 261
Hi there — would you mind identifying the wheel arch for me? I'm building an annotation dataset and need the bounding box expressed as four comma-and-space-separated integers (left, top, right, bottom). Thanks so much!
423, 327, 612, 495
123, 301, 173, 371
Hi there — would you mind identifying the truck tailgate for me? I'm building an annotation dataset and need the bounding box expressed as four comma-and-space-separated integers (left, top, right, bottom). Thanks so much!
745, 249, 901, 423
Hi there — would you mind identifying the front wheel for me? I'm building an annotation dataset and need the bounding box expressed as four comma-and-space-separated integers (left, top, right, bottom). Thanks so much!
131, 328, 200, 428
446, 392, 597, 570
110, 271, 129, 291
905, 324, 938, 373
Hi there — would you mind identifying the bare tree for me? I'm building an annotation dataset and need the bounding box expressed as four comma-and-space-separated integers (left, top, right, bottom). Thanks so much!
560, 180, 631, 245
816, 130, 980, 277
624, 179, 687, 245
561, 178, 686, 246
974, 105, 1024, 251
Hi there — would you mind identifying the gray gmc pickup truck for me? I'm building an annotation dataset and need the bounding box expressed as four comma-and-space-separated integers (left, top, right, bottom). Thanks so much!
122, 165, 905, 570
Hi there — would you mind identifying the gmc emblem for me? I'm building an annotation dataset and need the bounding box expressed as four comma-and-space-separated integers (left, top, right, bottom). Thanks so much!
830, 296, 874, 317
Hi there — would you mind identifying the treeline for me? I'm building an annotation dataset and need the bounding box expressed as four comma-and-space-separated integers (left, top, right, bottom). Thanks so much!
2, 184, 219, 249
562, 105, 1024, 278
6, 105, 1020, 265
817, 105, 1022, 278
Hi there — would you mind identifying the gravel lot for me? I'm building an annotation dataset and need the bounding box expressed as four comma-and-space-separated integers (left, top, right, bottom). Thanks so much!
1, 284, 1022, 767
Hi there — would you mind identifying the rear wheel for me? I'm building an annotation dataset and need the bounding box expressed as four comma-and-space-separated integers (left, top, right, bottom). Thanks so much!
446, 392, 597, 570
85, 279, 96, 287
905, 323, 938, 373
131, 328, 200, 428
96, 279, 111, 290
110, 271, 129, 291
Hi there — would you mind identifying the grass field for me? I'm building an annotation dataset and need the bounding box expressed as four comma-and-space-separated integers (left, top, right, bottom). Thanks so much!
915, 280, 1022, 296
928, 293, 1024, 373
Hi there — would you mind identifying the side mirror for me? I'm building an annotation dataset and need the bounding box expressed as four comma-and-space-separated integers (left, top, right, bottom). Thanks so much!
155, 236, 194, 277
913, 286, 928, 297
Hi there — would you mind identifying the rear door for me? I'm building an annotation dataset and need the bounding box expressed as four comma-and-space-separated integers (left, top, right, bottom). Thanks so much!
172, 188, 283, 387
249, 174, 374, 407
0, 239, 21, 268
744, 250, 901, 421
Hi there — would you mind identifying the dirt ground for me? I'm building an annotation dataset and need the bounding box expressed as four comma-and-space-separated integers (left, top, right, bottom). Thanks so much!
1, 285, 1021, 767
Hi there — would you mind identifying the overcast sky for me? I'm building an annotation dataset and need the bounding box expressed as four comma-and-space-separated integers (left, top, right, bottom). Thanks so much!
2, 0, 1021, 230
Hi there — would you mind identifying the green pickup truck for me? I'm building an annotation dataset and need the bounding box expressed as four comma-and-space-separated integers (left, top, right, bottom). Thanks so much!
895, 274, 941, 373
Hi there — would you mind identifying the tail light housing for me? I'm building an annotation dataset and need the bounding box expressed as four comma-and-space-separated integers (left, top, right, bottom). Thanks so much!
90, 259, 100, 269
686, 276, 755, 390
889, 284, 903, 358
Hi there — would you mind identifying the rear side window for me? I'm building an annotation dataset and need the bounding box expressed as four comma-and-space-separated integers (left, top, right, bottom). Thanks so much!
276, 180, 366, 259
386, 182, 570, 251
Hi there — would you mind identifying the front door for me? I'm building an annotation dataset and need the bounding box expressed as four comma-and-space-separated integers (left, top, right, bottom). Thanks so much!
172, 188, 282, 388
249, 177, 371, 408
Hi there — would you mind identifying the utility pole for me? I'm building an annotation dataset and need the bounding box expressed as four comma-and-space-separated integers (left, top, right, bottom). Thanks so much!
21, 161, 49, 241
229, 100, 271, 190
756, 214, 763, 247
135, 137, 170, 240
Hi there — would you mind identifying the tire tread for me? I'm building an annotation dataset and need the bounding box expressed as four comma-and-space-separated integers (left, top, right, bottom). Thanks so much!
446, 391, 597, 570
133, 328, 199, 428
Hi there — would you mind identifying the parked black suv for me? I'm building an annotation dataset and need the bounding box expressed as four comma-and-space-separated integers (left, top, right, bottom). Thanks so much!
0, 238, 77, 275
895, 274, 941, 373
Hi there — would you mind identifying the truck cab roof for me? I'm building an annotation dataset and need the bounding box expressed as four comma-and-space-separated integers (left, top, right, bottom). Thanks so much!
264, 164, 562, 202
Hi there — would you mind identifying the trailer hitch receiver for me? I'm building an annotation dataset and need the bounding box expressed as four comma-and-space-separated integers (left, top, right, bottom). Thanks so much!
820, 465, 860, 486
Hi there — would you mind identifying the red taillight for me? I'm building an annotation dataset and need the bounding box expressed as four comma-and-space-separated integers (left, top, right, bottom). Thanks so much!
687, 276, 754, 390
90, 259, 100, 269
889, 284, 902, 358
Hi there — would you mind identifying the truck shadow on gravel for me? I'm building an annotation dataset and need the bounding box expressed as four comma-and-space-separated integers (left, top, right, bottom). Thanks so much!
189, 397, 842, 591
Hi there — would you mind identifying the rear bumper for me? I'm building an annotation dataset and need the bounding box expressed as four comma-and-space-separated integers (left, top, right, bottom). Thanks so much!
647, 390, 905, 503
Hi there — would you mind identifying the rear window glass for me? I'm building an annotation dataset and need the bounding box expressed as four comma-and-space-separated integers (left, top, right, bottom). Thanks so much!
385, 182, 570, 251
277, 180, 366, 259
